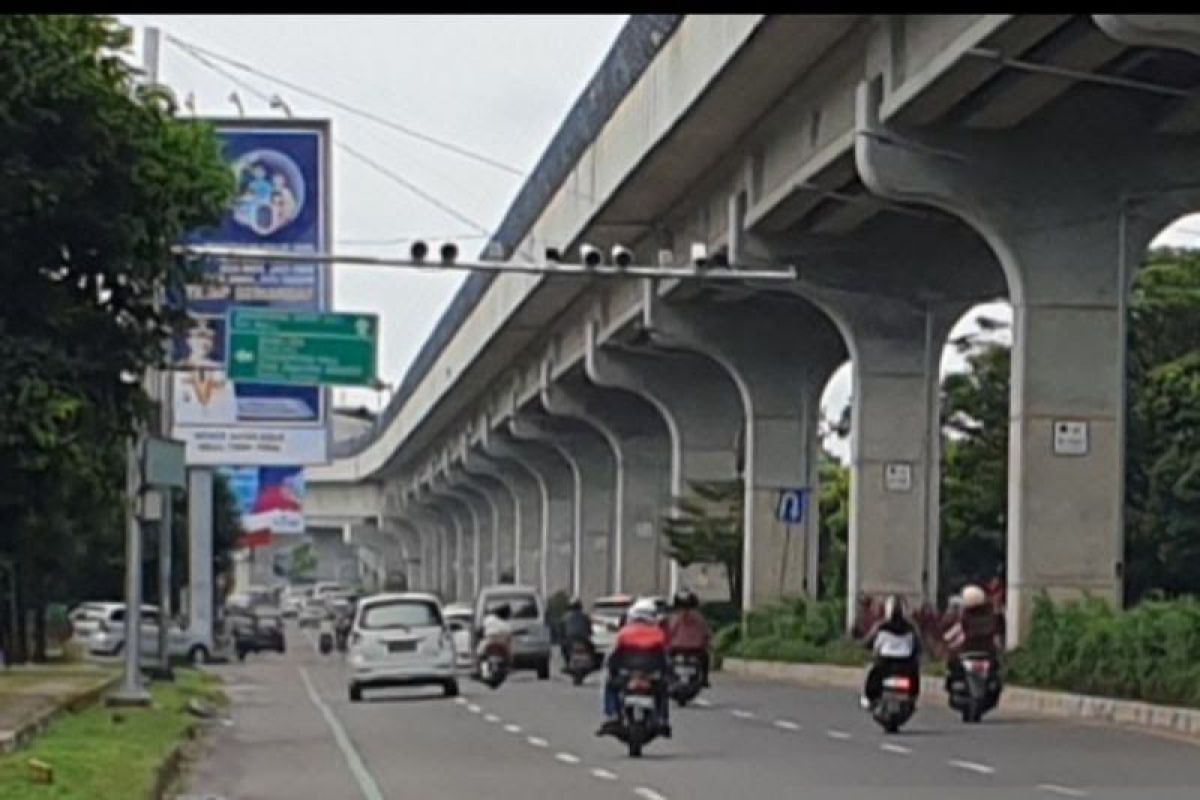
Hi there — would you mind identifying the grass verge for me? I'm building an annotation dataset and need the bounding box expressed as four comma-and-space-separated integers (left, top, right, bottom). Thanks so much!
0, 668, 225, 800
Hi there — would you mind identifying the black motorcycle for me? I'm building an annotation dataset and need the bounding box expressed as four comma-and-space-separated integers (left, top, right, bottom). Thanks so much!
564, 639, 597, 686
668, 651, 704, 707
613, 670, 666, 758
948, 651, 1002, 723
870, 673, 917, 733
335, 615, 353, 653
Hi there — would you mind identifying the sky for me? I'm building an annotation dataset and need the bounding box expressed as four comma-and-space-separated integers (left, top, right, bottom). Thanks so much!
121, 15, 1200, 462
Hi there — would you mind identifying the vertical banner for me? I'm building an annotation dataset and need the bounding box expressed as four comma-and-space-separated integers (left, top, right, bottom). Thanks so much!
172, 119, 332, 465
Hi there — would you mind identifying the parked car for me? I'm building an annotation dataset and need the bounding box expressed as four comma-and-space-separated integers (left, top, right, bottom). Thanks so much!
231, 607, 286, 660
88, 607, 217, 664
281, 585, 312, 618
71, 603, 159, 644
443, 603, 475, 670
474, 586, 551, 680
347, 592, 458, 701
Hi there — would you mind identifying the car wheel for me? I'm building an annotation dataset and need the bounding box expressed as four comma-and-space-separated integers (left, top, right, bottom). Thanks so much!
188, 645, 210, 665
349, 684, 363, 702
536, 659, 550, 681
443, 680, 460, 698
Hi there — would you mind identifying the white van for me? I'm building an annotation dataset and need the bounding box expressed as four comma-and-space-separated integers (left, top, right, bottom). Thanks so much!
473, 586, 551, 680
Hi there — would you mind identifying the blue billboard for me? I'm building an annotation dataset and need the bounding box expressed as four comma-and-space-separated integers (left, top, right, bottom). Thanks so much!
172, 120, 331, 466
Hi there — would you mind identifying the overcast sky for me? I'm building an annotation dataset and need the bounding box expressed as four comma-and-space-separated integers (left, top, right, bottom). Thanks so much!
121, 15, 1200, 461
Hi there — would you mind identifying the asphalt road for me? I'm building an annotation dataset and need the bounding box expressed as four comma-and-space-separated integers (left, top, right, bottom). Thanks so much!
181, 624, 1200, 800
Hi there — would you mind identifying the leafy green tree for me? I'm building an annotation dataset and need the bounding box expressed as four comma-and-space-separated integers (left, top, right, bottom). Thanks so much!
288, 543, 319, 582
817, 452, 850, 601
662, 479, 744, 609
0, 16, 232, 658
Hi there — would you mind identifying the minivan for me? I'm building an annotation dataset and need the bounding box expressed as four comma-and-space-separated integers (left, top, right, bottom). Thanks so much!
473, 585, 551, 680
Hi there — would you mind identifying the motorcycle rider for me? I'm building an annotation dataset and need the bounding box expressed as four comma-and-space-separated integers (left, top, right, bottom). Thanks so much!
560, 596, 595, 666
476, 602, 514, 672
943, 584, 1003, 697
860, 595, 921, 709
665, 590, 712, 688
596, 598, 672, 738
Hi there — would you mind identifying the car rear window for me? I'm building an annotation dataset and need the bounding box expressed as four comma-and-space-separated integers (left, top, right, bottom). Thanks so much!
593, 602, 630, 616
484, 595, 539, 620
360, 601, 442, 630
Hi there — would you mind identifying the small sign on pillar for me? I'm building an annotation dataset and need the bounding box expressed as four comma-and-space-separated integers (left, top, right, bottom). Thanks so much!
884, 461, 913, 493
776, 488, 808, 525
1053, 419, 1089, 456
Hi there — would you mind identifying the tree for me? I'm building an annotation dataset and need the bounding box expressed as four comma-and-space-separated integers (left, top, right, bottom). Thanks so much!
288, 542, 319, 582
661, 479, 743, 608
939, 340, 1010, 598
817, 452, 850, 601
0, 16, 232, 658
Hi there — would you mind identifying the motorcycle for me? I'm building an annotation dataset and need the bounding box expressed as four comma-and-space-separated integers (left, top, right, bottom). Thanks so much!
870, 673, 917, 733
478, 641, 510, 690
614, 670, 665, 758
335, 615, 352, 653
948, 651, 1001, 723
668, 651, 704, 707
565, 639, 597, 686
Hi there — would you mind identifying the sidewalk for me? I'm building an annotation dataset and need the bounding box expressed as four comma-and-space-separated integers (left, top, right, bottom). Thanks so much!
0, 665, 119, 752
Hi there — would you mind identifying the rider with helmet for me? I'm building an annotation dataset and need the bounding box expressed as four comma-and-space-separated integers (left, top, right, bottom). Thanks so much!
596, 598, 672, 738
860, 595, 921, 709
943, 584, 1004, 694
560, 596, 595, 665
665, 590, 712, 688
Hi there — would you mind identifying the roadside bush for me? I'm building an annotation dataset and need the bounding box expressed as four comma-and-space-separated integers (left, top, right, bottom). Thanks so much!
1007, 594, 1200, 707
719, 597, 866, 667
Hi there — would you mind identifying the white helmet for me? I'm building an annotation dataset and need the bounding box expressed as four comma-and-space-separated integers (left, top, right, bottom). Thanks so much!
627, 598, 659, 624
961, 585, 987, 609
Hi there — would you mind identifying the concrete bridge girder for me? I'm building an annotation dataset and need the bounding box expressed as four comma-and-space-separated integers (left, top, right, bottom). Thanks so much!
643, 291, 847, 611
1093, 15, 1200, 57
585, 323, 744, 601
509, 411, 613, 603
854, 72, 1200, 643
541, 373, 672, 597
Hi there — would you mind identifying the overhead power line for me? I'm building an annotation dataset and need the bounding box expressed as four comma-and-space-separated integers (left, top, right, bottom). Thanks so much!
170, 39, 495, 238
165, 34, 525, 177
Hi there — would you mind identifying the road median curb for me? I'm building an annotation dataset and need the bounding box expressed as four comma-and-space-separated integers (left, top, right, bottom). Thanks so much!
722, 658, 1200, 741
0, 671, 120, 754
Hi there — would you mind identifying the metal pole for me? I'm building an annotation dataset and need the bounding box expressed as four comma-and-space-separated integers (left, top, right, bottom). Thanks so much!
110, 438, 151, 705
157, 489, 173, 677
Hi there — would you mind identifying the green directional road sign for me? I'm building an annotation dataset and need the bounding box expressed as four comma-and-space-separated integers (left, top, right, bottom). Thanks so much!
226, 307, 378, 387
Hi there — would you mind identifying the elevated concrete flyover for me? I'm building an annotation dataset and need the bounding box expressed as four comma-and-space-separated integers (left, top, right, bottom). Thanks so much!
307, 15, 1200, 641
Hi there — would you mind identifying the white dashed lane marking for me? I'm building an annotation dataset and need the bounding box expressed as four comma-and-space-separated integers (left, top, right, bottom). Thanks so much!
555, 752, 581, 765
634, 788, 669, 800
880, 743, 912, 755
1037, 784, 1088, 798
453, 697, 467, 706
730, 709, 756, 719
484, 713, 501, 723
591, 768, 619, 781
693, 698, 712, 708
825, 729, 852, 741
466, 704, 482, 714
773, 719, 801, 731
949, 759, 996, 775
527, 736, 549, 748
504, 723, 522, 734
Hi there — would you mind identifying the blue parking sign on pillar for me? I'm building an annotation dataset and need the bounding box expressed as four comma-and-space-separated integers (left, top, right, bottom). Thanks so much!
776, 488, 808, 526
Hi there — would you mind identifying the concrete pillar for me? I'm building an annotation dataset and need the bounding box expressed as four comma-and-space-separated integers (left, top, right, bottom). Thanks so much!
542, 373, 672, 597
855, 76, 1200, 641
430, 484, 477, 603
449, 479, 495, 599
585, 324, 744, 601
509, 411, 615, 602
479, 433, 542, 587
646, 292, 845, 610
462, 452, 520, 586
488, 426, 576, 598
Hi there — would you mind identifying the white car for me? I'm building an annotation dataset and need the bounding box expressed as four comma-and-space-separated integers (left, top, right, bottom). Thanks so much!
71, 602, 159, 645
590, 594, 669, 655
87, 607, 217, 664
347, 593, 458, 702
281, 585, 312, 618
443, 603, 475, 670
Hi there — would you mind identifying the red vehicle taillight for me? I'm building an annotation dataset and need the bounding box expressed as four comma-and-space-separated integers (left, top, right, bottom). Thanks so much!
883, 676, 912, 692
628, 675, 652, 693
964, 659, 990, 675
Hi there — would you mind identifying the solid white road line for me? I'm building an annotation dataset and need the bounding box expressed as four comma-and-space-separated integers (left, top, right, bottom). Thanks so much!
591, 768, 619, 781
948, 759, 996, 775
1037, 784, 1089, 798
298, 667, 385, 800
730, 709, 756, 719
527, 736, 549, 748
504, 723, 522, 734
880, 743, 912, 755
634, 788, 669, 800
555, 752, 581, 765
773, 719, 801, 731
825, 729, 852, 740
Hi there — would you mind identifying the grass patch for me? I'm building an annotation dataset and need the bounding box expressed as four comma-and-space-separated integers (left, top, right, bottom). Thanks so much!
0, 668, 225, 800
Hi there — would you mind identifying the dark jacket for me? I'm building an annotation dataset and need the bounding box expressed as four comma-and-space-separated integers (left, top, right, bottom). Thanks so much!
562, 609, 592, 642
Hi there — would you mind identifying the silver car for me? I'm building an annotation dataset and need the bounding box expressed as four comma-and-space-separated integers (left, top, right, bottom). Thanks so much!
347, 593, 458, 701
474, 586, 551, 680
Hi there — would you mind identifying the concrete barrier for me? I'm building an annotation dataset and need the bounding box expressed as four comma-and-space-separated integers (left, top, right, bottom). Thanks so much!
0, 671, 120, 754
722, 658, 1200, 741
